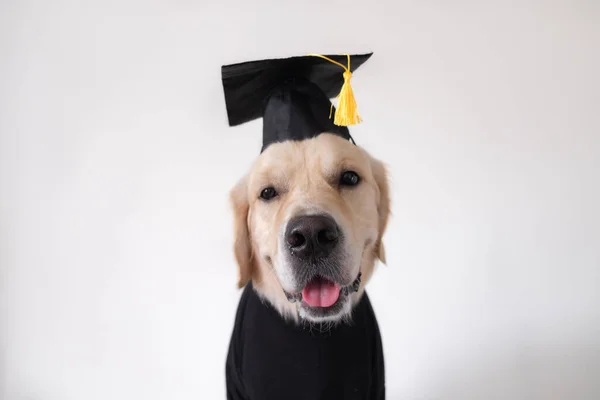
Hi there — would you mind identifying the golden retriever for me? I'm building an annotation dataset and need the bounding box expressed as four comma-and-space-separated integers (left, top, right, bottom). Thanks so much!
229, 132, 390, 323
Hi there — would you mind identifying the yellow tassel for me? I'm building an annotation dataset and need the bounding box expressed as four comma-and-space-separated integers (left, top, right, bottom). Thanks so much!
307, 53, 362, 126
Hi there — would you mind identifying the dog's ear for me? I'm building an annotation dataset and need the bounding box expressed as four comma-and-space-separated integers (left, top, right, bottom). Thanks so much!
370, 156, 391, 264
230, 175, 254, 288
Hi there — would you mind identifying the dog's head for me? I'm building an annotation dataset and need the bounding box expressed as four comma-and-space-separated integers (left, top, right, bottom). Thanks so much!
230, 133, 390, 323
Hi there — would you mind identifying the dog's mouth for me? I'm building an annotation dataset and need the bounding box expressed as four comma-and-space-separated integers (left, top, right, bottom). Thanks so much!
283, 272, 362, 308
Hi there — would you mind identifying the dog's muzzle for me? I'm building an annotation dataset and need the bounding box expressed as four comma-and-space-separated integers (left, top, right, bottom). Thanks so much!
283, 272, 362, 304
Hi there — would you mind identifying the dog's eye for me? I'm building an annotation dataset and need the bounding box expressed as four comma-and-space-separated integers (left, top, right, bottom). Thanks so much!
340, 171, 360, 186
259, 187, 278, 200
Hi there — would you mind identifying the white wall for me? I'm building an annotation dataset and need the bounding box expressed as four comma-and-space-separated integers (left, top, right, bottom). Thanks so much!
1, 1, 599, 399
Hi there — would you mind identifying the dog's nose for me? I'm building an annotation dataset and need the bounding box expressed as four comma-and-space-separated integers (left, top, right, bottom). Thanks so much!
285, 215, 340, 259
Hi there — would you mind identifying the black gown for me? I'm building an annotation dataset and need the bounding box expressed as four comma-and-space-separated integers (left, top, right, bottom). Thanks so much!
225, 282, 385, 400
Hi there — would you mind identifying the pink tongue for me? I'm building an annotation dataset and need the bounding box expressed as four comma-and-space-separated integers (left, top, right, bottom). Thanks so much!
302, 278, 341, 308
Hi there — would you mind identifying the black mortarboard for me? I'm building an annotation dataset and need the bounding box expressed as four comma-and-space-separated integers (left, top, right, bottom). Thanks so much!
221, 53, 373, 152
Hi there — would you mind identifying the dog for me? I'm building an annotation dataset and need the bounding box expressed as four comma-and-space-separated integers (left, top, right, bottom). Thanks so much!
225, 132, 390, 399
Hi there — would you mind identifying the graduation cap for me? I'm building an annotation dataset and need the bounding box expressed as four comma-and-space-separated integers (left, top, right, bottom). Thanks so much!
221, 53, 373, 152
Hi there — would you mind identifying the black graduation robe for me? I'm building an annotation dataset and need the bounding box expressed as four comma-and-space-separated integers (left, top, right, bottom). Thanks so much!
225, 282, 385, 400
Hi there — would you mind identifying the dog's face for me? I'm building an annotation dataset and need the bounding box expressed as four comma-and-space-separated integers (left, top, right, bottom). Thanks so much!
230, 133, 390, 323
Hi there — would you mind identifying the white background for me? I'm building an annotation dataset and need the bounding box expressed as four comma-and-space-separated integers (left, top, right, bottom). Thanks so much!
1, 1, 599, 399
